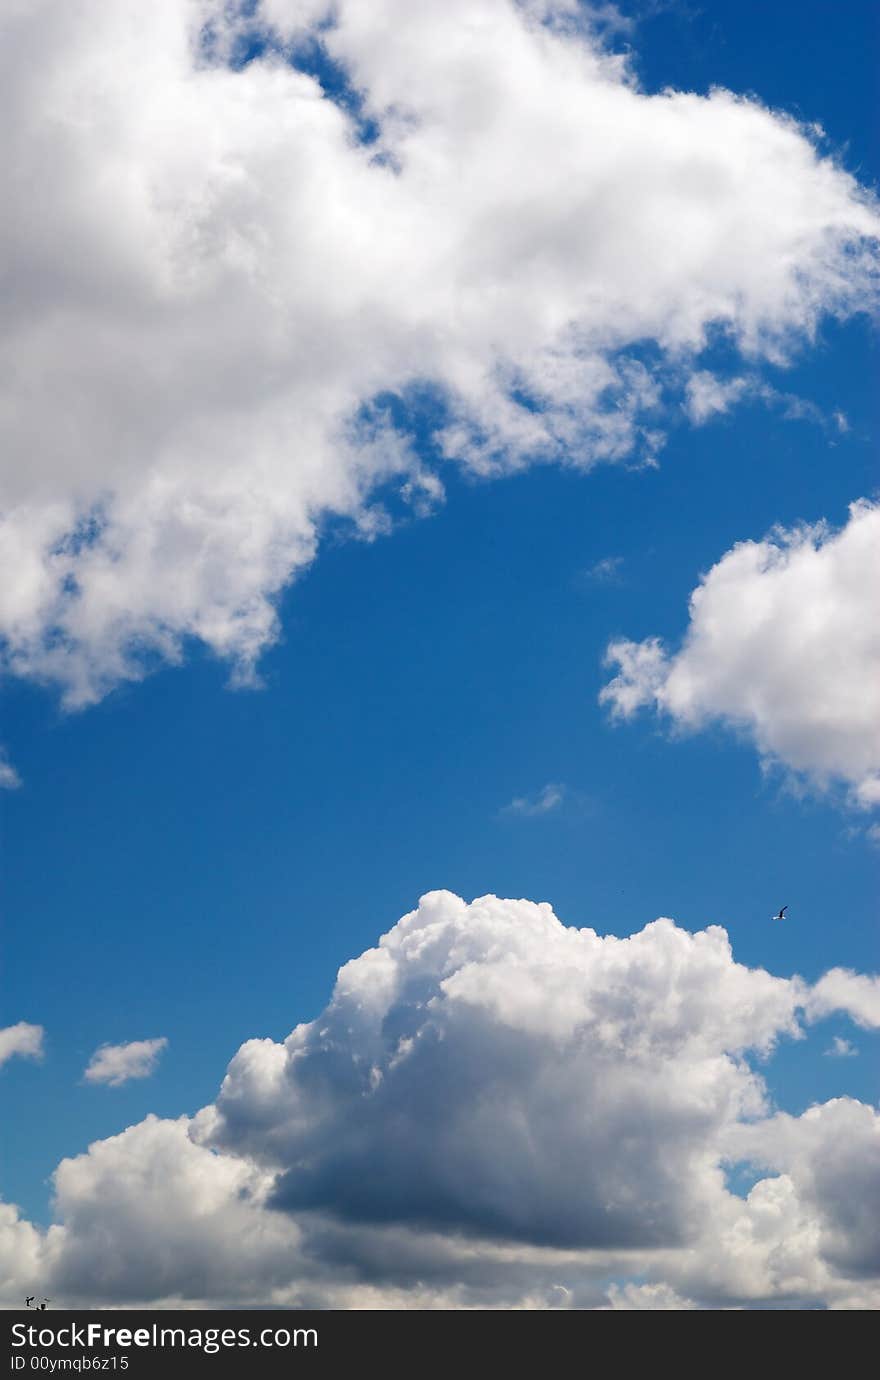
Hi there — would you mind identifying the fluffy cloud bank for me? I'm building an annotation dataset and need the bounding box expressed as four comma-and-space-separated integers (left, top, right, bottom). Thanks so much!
2, 892, 878, 1309
83, 1038, 168, 1087
601, 500, 880, 808
1, 0, 877, 705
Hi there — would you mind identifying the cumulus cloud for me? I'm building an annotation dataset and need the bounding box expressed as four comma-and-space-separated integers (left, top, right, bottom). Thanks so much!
727, 1099, 880, 1280
3, 892, 879, 1309
824, 1037, 857, 1058
601, 500, 880, 808
83, 1038, 168, 1087
0, 1023, 44, 1067
43, 1116, 302, 1304
502, 783, 565, 815
201, 893, 797, 1252
0, 0, 877, 706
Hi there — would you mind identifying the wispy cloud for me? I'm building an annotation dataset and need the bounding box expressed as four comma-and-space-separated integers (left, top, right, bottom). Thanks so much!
0, 752, 21, 790
502, 783, 565, 817
684, 371, 749, 423
685, 371, 851, 436
580, 556, 625, 586
824, 1036, 858, 1058
84, 1038, 168, 1088
0, 1022, 44, 1067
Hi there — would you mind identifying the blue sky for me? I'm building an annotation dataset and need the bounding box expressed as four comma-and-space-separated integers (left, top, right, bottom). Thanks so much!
1, 0, 878, 1309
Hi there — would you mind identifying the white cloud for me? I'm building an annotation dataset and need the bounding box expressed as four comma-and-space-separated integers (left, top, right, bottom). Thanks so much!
83, 1038, 168, 1087
600, 1282, 698, 1310
824, 1037, 857, 1058
727, 1099, 880, 1281
2, 892, 878, 1309
0, 1023, 44, 1067
601, 500, 880, 808
502, 783, 565, 815
0, 1203, 43, 1305
42, 1115, 303, 1305
199, 892, 795, 1252
806, 968, 880, 1030
684, 371, 749, 424
685, 372, 842, 433
0, 0, 876, 706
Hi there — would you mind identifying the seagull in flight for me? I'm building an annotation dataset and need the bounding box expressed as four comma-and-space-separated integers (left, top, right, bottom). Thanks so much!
772, 905, 788, 921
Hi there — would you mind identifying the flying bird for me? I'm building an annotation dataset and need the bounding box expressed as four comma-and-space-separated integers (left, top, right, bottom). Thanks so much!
772, 905, 788, 921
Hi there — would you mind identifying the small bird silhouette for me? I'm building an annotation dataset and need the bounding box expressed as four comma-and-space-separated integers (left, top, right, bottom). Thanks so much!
772, 905, 788, 921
